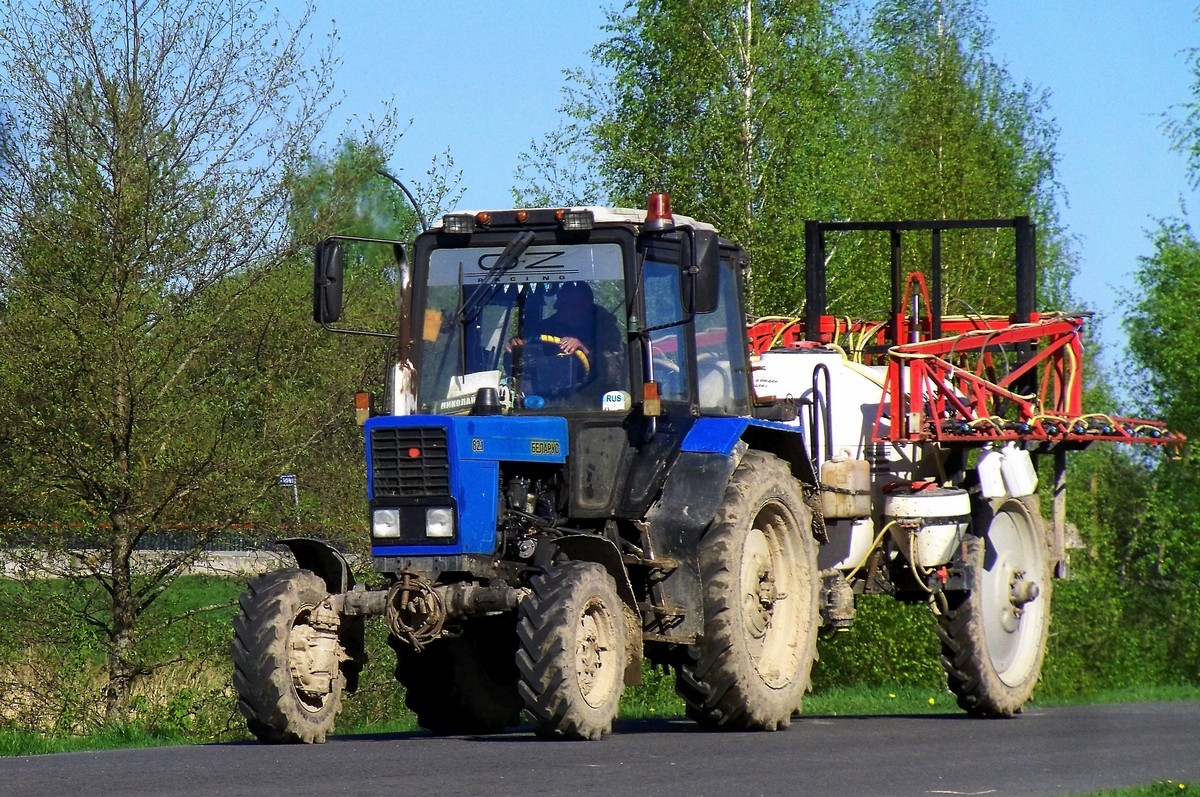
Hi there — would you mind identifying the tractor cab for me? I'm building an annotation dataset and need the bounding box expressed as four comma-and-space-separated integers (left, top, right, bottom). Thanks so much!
408, 197, 752, 422
315, 195, 754, 425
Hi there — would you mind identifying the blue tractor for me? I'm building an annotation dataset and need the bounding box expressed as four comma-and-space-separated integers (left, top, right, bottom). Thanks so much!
234, 198, 1161, 742
232, 195, 824, 742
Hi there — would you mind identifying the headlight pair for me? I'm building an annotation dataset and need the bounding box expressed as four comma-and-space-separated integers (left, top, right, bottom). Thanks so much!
371, 507, 455, 540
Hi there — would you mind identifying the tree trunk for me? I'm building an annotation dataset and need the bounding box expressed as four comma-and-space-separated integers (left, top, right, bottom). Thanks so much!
104, 310, 138, 723
104, 513, 138, 723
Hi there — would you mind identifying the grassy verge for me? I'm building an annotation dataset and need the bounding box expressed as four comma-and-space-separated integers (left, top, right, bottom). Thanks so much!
2, 681, 1198, 756
0, 726, 193, 756
2, 576, 1197, 757
1078, 784, 1189, 796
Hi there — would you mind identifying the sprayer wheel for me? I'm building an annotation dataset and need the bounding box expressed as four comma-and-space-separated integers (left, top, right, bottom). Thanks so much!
936, 496, 1051, 716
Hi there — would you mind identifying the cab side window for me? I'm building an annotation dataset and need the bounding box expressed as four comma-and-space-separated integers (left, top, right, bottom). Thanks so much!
642, 259, 691, 403
695, 257, 749, 415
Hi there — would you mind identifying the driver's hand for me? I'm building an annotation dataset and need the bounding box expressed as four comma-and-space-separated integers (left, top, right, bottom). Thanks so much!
505, 337, 524, 352
558, 336, 587, 355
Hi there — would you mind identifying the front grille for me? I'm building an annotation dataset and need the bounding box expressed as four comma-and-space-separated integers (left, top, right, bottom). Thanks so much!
370, 426, 450, 497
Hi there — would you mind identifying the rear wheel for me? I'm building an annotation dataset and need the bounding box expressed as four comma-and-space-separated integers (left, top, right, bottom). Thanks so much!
676, 450, 820, 730
391, 615, 524, 735
517, 561, 627, 740
232, 569, 345, 743
936, 497, 1051, 716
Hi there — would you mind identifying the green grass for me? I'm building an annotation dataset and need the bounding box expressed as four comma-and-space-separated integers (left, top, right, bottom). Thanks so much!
0, 726, 192, 756
2, 681, 1198, 756
1077, 783, 1190, 796
1040, 684, 1200, 706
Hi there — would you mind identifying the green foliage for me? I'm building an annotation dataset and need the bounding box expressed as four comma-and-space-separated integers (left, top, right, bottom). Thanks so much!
0, 0, 353, 720
287, 139, 417, 243
1041, 572, 1200, 696
0, 575, 242, 737
1126, 220, 1200, 438
518, 0, 864, 313
1095, 38, 1200, 708
518, 0, 1073, 317
812, 596, 944, 690
840, 0, 1073, 316
619, 665, 685, 719
334, 620, 415, 732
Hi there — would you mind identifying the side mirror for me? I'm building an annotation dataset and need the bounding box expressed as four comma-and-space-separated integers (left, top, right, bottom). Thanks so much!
689, 228, 720, 314
313, 240, 344, 324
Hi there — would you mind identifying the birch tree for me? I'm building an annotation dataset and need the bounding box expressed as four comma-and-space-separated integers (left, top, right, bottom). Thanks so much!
0, 0, 347, 722
517, 0, 865, 313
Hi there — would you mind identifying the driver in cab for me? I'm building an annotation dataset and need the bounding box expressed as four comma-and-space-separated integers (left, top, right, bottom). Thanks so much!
506, 281, 598, 358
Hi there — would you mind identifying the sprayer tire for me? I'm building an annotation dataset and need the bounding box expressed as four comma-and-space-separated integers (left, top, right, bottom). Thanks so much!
675, 450, 820, 730
232, 569, 344, 744
936, 496, 1052, 717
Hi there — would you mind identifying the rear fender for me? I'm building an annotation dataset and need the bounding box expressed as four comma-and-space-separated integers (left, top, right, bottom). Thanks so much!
682, 417, 817, 486
640, 418, 822, 641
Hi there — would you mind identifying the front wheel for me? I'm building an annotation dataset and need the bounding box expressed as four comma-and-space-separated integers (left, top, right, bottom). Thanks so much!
517, 561, 628, 740
232, 569, 346, 743
676, 450, 820, 730
936, 497, 1051, 716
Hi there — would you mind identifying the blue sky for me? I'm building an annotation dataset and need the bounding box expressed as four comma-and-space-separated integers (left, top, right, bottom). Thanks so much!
295, 1, 1199, 367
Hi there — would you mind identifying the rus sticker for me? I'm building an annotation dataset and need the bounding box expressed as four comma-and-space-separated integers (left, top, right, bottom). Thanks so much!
602, 390, 632, 412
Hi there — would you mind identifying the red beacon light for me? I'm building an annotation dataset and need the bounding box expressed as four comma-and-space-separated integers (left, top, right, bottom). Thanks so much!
644, 192, 675, 232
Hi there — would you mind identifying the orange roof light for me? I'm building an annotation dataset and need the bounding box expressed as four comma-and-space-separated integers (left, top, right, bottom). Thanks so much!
645, 193, 675, 232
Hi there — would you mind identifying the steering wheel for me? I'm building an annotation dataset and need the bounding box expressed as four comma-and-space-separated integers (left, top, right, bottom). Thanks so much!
538, 334, 591, 377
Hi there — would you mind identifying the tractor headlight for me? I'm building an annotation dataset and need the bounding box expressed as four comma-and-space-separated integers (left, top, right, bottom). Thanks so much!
425, 507, 455, 539
556, 208, 594, 231
441, 213, 475, 234
372, 508, 401, 538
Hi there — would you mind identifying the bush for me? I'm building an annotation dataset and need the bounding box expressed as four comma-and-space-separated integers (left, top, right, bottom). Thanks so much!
812, 595, 944, 691
1040, 563, 1200, 697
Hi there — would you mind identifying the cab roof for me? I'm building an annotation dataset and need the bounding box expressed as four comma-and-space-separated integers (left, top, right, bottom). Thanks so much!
431, 205, 720, 234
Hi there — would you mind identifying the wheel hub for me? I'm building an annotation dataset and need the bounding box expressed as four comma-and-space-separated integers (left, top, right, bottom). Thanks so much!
575, 599, 618, 708
743, 529, 776, 641
288, 602, 344, 710
1009, 572, 1040, 608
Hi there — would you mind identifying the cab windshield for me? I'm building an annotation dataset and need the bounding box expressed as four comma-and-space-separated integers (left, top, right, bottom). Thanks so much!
418, 241, 629, 414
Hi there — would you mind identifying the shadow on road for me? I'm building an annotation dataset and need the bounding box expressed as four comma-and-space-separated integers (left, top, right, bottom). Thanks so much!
299, 711, 981, 746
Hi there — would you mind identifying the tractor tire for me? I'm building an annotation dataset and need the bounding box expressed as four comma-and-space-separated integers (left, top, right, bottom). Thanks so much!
676, 450, 820, 731
517, 561, 627, 740
936, 496, 1052, 717
232, 569, 345, 743
390, 614, 524, 735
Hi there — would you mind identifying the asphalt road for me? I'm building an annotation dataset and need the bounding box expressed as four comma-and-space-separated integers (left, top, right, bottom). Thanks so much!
2, 702, 1197, 797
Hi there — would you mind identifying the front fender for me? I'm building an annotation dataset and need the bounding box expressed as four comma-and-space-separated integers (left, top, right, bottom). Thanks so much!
277, 537, 355, 595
